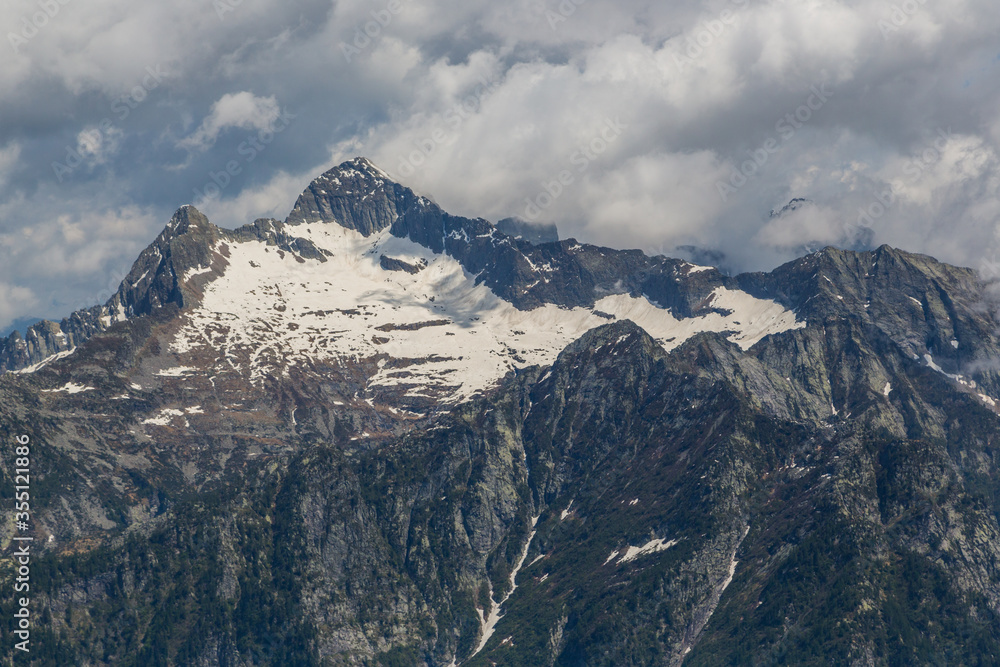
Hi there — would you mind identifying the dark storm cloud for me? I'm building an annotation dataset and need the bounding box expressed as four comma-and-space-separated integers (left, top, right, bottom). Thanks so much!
0, 0, 998, 328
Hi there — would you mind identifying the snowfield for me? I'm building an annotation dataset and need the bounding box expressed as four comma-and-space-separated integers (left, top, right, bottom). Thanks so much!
169, 220, 804, 403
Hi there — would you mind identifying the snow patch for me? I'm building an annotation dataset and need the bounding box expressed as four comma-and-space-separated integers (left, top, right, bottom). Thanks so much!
155, 366, 197, 377
924, 354, 945, 374
470, 516, 540, 659
12, 348, 76, 375
41, 381, 94, 394
924, 354, 972, 386
617, 537, 678, 564
142, 408, 186, 426
719, 553, 739, 593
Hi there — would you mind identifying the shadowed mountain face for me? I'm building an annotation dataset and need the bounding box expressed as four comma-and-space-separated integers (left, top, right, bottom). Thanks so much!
496, 217, 559, 245
3, 159, 1000, 666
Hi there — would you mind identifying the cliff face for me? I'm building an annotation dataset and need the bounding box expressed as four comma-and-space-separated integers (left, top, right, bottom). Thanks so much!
4, 160, 1000, 665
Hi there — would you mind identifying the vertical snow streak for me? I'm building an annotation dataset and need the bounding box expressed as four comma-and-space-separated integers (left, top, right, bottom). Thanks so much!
468, 515, 541, 661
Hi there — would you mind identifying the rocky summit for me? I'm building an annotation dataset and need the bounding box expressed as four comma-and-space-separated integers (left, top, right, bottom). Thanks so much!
3, 157, 1000, 666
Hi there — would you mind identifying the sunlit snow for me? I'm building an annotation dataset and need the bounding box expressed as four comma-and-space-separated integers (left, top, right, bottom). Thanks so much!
167, 221, 804, 402
616, 537, 678, 564
41, 381, 94, 394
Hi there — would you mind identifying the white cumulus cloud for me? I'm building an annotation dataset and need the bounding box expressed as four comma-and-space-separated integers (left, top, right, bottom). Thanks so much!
178, 92, 283, 151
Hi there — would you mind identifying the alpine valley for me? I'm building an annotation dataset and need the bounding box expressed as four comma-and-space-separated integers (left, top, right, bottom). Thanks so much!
4, 158, 1000, 666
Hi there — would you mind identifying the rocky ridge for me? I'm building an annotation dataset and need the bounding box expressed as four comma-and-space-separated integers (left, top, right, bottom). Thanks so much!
2, 159, 1000, 665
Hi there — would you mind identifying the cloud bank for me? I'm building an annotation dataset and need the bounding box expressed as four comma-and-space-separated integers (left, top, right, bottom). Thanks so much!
1, 0, 998, 329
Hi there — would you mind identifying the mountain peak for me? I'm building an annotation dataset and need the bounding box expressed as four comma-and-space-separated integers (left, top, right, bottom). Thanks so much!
0, 205, 227, 373
111, 205, 226, 321
769, 197, 812, 218
164, 204, 211, 236
562, 319, 661, 361
342, 156, 391, 179
284, 157, 415, 235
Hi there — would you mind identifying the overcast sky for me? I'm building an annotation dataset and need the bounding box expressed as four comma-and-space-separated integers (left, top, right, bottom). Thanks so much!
1, 0, 998, 331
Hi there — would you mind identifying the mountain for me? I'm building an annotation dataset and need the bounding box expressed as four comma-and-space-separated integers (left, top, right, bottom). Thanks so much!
0, 316, 44, 338
767, 198, 875, 253
495, 217, 559, 245
3, 158, 1000, 666
769, 197, 813, 218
